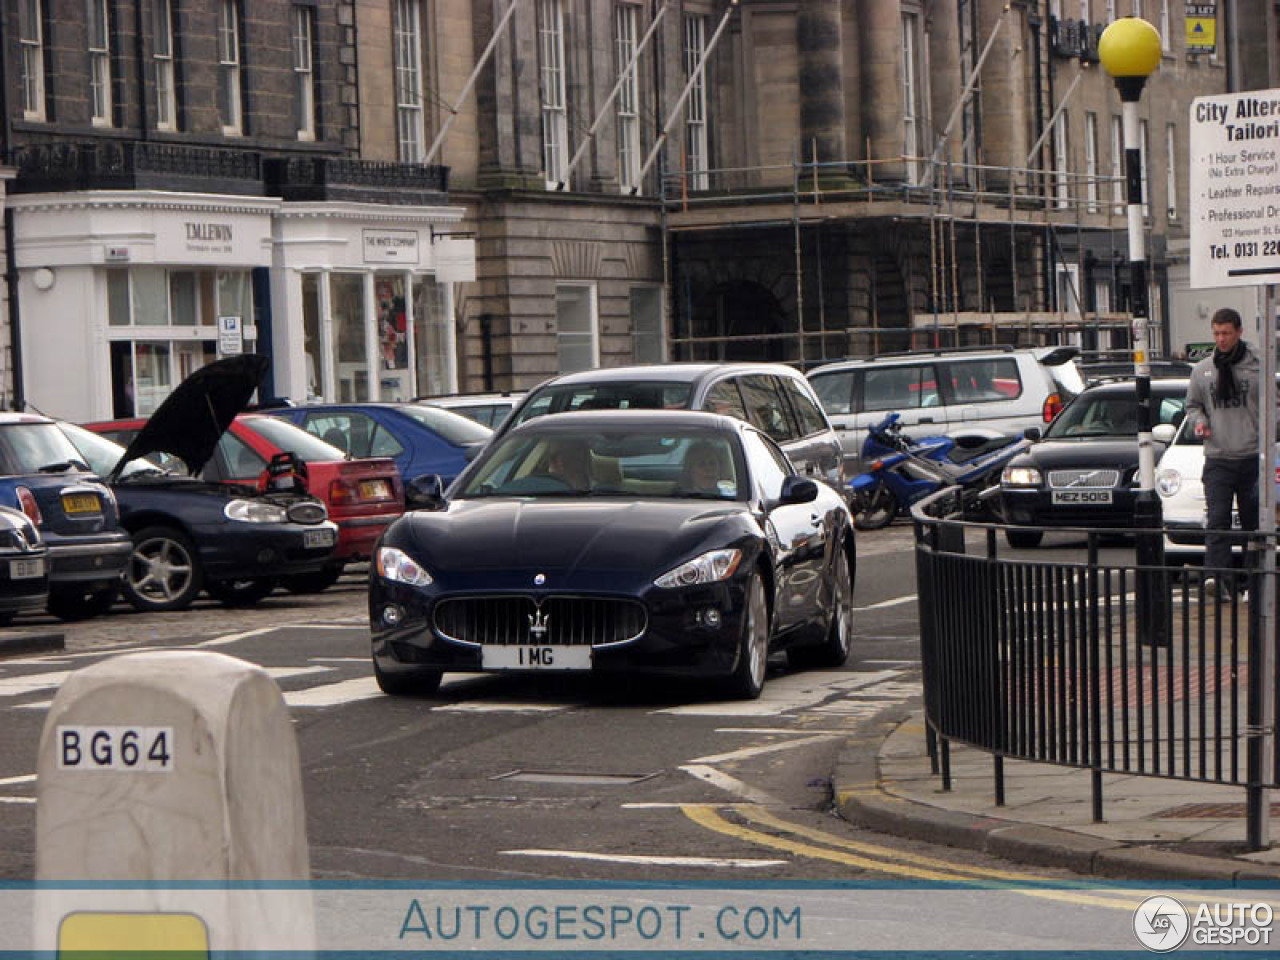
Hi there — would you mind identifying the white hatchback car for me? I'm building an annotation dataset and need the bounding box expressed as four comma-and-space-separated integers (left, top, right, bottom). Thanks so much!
1154, 421, 1279, 555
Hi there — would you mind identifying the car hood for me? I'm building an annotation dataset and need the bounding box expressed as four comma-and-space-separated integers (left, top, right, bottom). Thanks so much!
110, 354, 270, 481
401, 497, 751, 578
1012, 437, 1159, 472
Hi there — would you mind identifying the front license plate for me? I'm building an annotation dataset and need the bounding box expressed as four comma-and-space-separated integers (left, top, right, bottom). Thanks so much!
304, 528, 335, 549
1052, 489, 1113, 505
9, 557, 43, 579
359, 480, 392, 500
482, 645, 591, 671
61, 493, 101, 514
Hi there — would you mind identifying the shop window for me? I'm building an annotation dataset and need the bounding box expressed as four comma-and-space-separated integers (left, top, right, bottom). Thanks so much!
331, 273, 369, 402
413, 277, 450, 397
302, 273, 324, 400
555, 284, 597, 374
376, 274, 410, 401
134, 342, 173, 415
631, 286, 664, 363
132, 268, 169, 326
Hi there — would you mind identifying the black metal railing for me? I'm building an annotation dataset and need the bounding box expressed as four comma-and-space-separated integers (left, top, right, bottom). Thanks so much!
263, 156, 449, 204
10, 141, 264, 194
914, 488, 1280, 844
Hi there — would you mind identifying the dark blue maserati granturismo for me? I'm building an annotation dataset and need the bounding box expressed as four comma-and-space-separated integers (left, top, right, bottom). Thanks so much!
369, 410, 856, 700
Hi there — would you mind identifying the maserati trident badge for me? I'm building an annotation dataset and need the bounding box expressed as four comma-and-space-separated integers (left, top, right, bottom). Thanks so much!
529, 608, 550, 640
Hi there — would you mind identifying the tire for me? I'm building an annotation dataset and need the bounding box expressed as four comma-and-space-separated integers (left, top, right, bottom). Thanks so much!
206, 577, 278, 608
122, 526, 204, 612
790, 545, 854, 670
853, 486, 897, 531
724, 573, 770, 700
282, 563, 345, 595
373, 657, 443, 696
1005, 528, 1044, 549
48, 583, 120, 622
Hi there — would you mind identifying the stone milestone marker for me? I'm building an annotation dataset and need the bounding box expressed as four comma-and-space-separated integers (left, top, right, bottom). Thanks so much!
34, 650, 314, 953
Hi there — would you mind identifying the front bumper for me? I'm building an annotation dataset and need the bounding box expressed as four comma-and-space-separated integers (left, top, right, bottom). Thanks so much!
44, 533, 131, 587
1001, 487, 1140, 529
193, 520, 339, 580
0, 548, 49, 613
368, 577, 751, 681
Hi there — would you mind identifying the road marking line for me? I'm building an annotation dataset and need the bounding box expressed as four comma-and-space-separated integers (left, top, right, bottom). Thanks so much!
284, 677, 383, 708
433, 702, 568, 713
714, 727, 857, 735
195, 626, 283, 648
308, 657, 369, 663
678, 764, 781, 806
691, 734, 838, 765
0, 671, 69, 698
621, 802, 738, 809
500, 849, 786, 869
682, 806, 1141, 910
266, 666, 334, 680
854, 595, 916, 611
0, 774, 36, 786
658, 672, 891, 717
0, 796, 35, 805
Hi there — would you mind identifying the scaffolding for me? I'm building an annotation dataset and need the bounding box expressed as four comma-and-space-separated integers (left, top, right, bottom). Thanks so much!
659, 146, 1142, 364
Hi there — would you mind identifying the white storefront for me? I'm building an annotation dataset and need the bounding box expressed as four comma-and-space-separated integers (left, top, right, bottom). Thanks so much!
9, 191, 473, 422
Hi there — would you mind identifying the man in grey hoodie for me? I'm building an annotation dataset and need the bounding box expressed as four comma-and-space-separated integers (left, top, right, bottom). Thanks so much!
1184, 307, 1259, 592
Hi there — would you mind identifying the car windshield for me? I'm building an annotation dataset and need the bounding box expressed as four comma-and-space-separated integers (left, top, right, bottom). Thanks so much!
458, 428, 742, 501
509, 381, 695, 429
58, 422, 167, 479
396, 404, 494, 445
0, 422, 94, 475
249, 417, 347, 460
1047, 393, 1185, 439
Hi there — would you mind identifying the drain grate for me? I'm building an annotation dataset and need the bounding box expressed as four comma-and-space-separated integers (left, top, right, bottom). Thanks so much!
490, 769, 660, 786
1160, 802, 1280, 819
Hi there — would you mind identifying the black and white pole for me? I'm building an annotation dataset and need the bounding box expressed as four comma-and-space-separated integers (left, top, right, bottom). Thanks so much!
1100, 18, 1164, 644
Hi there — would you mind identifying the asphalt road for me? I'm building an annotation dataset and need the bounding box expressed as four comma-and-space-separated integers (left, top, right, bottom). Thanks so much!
0, 525, 1092, 891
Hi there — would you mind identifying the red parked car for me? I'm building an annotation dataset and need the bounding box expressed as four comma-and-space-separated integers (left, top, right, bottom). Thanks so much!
83, 414, 403, 593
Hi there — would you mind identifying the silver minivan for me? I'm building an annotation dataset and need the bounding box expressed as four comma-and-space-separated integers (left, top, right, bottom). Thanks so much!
807, 346, 1084, 471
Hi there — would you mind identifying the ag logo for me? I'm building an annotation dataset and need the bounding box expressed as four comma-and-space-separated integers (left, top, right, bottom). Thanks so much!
1134, 895, 1190, 952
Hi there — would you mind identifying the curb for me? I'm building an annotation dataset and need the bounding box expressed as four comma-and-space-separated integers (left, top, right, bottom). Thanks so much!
833, 714, 1280, 884
0, 631, 66, 659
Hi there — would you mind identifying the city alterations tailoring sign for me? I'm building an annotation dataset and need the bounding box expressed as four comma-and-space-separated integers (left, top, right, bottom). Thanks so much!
1189, 89, 1280, 289
1185, 2, 1217, 54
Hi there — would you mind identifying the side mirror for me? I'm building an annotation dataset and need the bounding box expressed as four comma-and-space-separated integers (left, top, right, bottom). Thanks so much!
405, 474, 446, 511
1152, 423, 1176, 445
1023, 427, 1042, 441
778, 475, 818, 506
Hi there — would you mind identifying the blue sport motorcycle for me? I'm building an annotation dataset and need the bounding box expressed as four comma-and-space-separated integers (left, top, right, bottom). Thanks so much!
848, 413, 1030, 530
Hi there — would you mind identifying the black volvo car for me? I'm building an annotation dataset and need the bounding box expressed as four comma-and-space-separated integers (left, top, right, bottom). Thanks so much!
998, 378, 1189, 547
370, 411, 856, 700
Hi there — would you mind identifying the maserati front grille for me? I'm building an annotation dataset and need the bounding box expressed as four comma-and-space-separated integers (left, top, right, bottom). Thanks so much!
434, 595, 647, 647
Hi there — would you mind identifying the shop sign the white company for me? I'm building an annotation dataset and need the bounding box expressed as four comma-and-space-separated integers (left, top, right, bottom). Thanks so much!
363, 229, 420, 265
1189, 88, 1280, 288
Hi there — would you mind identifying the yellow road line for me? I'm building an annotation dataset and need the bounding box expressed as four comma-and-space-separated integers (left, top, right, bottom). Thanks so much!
681, 805, 1138, 911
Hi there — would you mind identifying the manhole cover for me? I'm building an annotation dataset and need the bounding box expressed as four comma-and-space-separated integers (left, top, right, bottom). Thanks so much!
491, 769, 660, 785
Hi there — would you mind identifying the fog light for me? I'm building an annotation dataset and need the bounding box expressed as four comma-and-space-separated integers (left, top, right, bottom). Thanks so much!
698, 608, 722, 628
382, 604, 403, 626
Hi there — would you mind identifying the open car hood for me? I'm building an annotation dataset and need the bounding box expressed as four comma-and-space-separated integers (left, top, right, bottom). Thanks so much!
109, 354, 270, 481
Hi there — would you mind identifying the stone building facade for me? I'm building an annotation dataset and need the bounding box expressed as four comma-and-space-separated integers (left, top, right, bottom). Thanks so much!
0, 0, 471, 419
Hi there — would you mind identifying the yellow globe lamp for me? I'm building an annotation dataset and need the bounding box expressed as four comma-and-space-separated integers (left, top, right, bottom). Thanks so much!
1099, 17, 1162, 86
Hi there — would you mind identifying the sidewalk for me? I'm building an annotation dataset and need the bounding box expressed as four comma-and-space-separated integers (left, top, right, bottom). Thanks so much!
834, 709, 1280, 882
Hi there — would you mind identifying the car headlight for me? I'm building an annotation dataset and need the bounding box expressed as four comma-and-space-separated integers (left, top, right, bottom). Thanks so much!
376, 546, 433, 586
1001, 466, 1042, 487
1156, 468, 1182, 498
655, 548, 742, 589
224, 499, 288, 523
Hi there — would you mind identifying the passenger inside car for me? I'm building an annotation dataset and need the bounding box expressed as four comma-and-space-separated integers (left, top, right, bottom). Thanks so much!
680, 440, 735, 498
542, 439, 592, 490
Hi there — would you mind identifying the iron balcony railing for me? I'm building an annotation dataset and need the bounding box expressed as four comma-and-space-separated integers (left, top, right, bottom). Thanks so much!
913, 486, 1279, 847
263, 156, 449, 204
9, 141, 264, 195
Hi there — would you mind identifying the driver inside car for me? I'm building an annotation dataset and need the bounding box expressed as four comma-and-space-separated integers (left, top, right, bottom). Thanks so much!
542, 439, 592, 490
